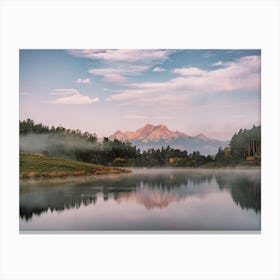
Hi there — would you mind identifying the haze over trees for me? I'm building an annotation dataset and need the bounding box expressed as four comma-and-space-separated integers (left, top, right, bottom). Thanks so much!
20, 119, 261, 167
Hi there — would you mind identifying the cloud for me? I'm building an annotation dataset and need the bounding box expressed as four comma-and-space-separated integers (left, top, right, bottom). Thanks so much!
75, 78, 91, 84
89, 65, 149, 84
211, 61, 223, 66
107, 55, 260, 107
103, 88, 121, 93
69, 49, 174, 84
49, 89, 77, 95
49, 89, 99, 104
172, 67, 205, 76
68, 49, 171, 62
153, 67, 165, 72
89, 68, 128, 83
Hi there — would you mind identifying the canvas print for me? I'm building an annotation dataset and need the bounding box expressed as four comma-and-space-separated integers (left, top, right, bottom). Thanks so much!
19, 49, 261, 232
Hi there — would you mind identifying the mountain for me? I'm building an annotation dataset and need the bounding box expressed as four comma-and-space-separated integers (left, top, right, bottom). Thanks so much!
110, 124, 228, 155
112, 124, 186, 141
195, 133, 211, 141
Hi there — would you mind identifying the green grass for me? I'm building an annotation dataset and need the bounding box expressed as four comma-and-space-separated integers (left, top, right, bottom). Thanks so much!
20, 153, 130, 178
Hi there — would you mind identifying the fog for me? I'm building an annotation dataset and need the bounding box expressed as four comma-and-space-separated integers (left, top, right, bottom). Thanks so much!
20, 133, 100, 158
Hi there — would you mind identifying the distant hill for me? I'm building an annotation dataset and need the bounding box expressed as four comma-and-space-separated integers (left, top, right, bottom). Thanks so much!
110, 124, 228, 155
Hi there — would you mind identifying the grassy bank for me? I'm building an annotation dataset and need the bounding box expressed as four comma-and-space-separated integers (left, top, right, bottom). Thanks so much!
20, 153, 130, 179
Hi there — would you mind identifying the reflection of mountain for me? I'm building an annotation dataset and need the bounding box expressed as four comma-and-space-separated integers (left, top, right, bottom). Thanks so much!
20, 172, 215, 220
215, 171, 261, 213
20, 169, 261, 221
116, 187, 184, 209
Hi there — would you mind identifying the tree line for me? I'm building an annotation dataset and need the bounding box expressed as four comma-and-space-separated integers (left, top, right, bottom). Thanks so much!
20, 119, 261, 167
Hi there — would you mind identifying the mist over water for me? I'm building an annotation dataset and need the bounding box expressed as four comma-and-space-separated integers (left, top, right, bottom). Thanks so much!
20, 168, 261, 231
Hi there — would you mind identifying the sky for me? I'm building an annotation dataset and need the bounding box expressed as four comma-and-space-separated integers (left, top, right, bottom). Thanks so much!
19, 49, 261, 140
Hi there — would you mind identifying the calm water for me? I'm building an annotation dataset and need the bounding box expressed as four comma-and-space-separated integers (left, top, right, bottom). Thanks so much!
20, 168, 261, 231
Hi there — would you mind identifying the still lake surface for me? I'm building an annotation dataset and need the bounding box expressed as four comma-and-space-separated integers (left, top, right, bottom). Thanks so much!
20, 168, 261, 231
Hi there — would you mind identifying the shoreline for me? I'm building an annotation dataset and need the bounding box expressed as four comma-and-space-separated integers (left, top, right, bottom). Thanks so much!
20, 168, 131, 179
19, 153, 260, 181
20, 166, 260, 184
20, 153, 131, 179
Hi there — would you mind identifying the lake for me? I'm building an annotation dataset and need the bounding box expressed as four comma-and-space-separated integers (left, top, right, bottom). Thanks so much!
20, 168, 261, 232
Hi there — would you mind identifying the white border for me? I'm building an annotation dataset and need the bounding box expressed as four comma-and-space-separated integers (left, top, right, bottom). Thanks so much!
1, 1, 279, 280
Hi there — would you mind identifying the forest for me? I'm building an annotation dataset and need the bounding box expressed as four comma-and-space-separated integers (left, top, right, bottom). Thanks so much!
20, 119, 261, 167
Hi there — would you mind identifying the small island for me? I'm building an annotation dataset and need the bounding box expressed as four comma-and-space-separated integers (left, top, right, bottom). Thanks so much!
20, 153, 130, 179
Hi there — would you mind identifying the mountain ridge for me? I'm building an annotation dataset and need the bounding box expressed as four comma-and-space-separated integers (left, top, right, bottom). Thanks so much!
110, 123, 220, 142
109, 124, 229, 155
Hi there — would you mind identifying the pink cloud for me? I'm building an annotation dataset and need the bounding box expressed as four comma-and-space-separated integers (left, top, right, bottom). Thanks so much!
68, 49, 171, 62
49, 89, 99, 104
88, 68, 128, 83
108, 55, 260, 106
88, 65, 149, 84
49, 88, 78, 95
172, 67, 205, 76
102, 73, 128, 83
70, 49, 172, 84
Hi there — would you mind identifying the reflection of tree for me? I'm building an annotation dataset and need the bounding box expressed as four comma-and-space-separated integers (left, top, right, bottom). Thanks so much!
215, 171, 261, 213
137, 172, 213, 190
20, 171, 215, 220
20, 188, 100, 221
20, 170, 261, 221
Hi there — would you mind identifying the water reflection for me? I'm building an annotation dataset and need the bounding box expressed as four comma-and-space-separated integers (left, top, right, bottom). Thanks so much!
20, 169, 261, 222
215, 172, 261, 213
